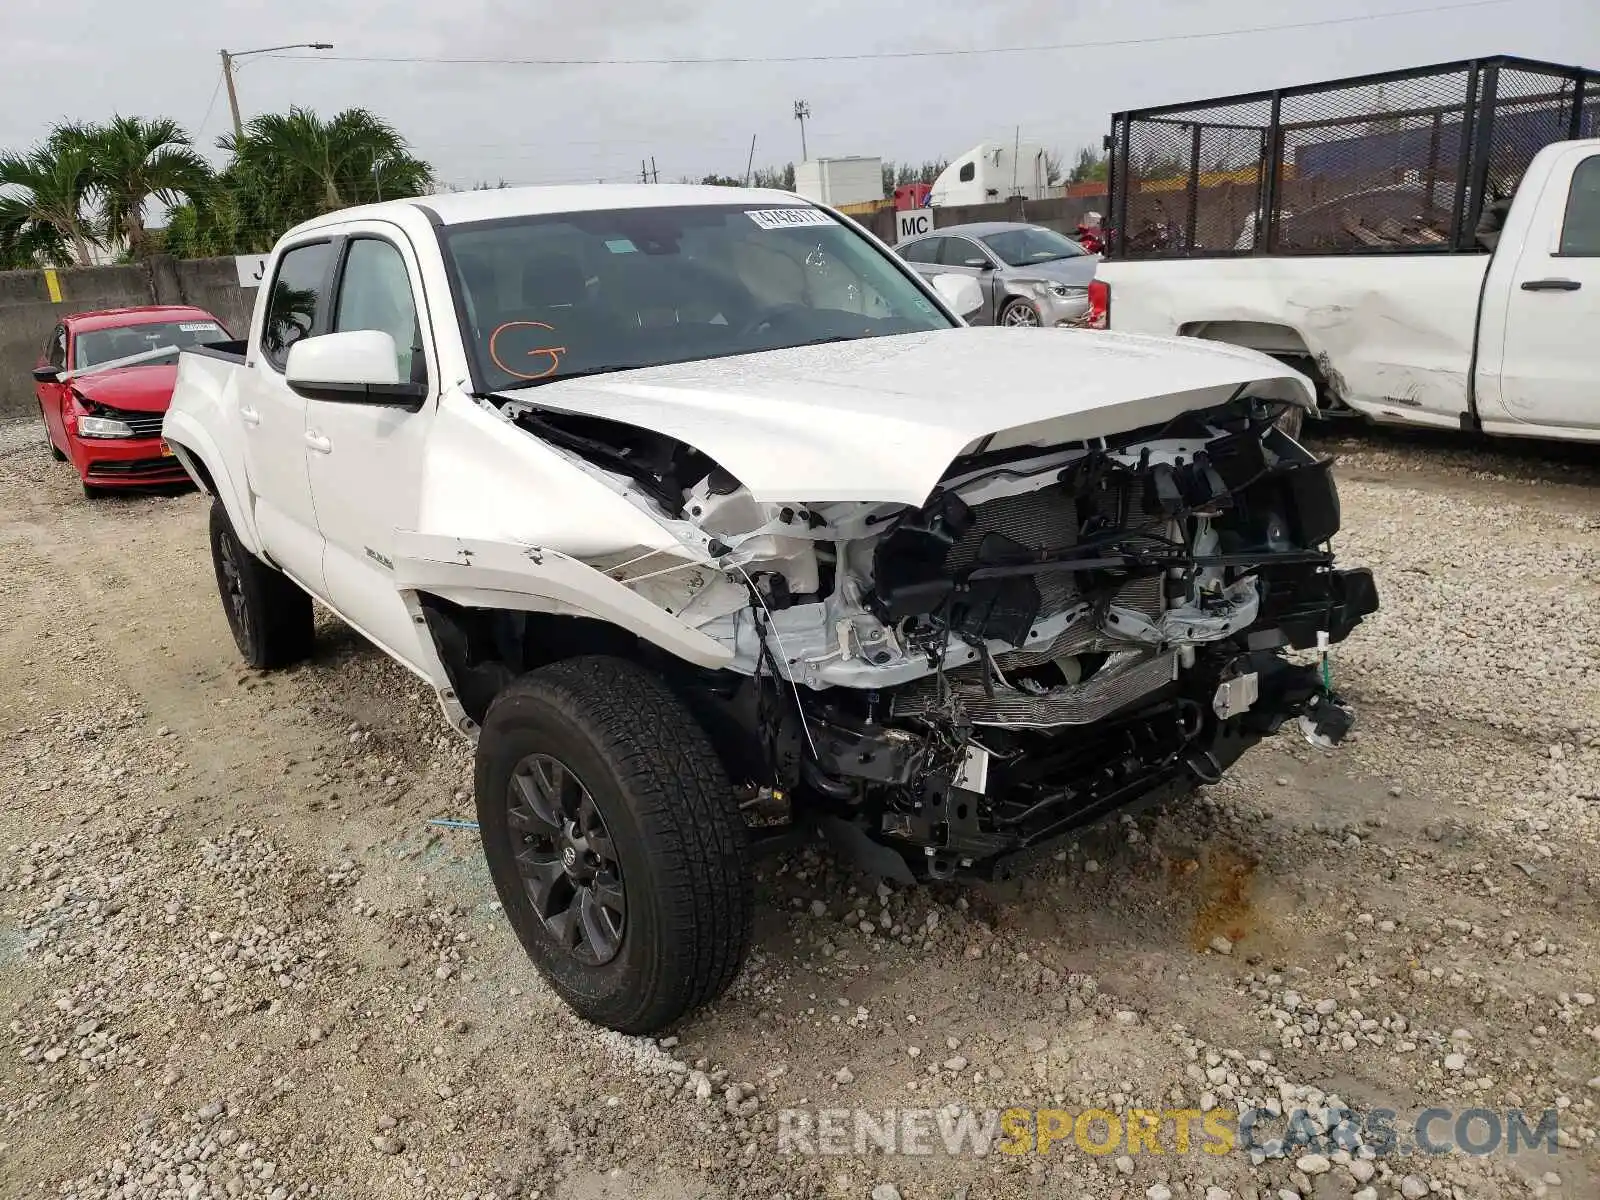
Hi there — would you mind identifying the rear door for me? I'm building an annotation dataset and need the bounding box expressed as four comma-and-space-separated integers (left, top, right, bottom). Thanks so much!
36, 325, 69, 447
304, 224, 437, 671
1484, 145, 1600, 432
240, 238, 338, 594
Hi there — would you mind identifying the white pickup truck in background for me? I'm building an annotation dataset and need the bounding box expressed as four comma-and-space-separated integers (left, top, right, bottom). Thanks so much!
162, 184, 1376, 1033
1097, 55, 1600, 443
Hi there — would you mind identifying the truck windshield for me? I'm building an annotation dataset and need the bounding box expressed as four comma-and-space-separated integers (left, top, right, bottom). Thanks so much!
441, 203, 955, 392
979, 227, 1088, 267
74, 319, 227, 370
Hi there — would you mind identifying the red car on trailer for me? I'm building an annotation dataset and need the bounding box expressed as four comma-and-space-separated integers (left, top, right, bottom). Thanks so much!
33, 305, 232, 497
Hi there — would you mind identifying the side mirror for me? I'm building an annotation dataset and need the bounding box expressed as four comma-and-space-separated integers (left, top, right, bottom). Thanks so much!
285, 330, 426, 410
930, 274, 985, 322
964, 258, 993, 270
32, 365, 60, 384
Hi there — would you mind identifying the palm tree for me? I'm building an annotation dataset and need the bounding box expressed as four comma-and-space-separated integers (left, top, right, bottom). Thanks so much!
0, 133, 98, 267
161, 187, 242, 258
82, 115, 212, 258
221, 107, 432, 232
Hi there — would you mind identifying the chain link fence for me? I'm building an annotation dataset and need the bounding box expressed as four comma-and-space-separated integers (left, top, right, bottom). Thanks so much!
1108, 56, 1596, 260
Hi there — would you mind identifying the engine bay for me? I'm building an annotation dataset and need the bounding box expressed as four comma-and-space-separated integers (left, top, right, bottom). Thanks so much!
493, 390, 1379, 877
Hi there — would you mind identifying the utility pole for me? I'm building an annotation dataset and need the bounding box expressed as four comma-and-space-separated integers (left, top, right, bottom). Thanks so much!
641, 159, 650, 184
651, 157, 659, 184
743, 135, 757, 187
219, 43, 334, 141
221, 51, 243, 141
793, 100, 811, 162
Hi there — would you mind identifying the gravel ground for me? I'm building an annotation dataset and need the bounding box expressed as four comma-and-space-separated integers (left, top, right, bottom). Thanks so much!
1, 416, 1597, 1199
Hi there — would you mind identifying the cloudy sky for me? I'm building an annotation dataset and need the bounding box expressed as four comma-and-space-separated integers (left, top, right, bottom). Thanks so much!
3, 0, 1597, 189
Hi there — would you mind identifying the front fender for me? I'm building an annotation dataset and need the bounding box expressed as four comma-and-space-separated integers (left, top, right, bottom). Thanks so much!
391, 531, 734, 670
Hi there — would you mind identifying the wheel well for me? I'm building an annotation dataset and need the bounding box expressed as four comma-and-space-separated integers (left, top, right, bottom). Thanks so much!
1177, 321, 1337, 408
168, 442, 216, 496
1177, 320, 1311, 358
416, 593, 770, 787
416, 594, 644, 725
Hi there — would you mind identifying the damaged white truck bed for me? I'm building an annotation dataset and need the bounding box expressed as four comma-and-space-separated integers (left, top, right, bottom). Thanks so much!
164, 184, 1378, 1033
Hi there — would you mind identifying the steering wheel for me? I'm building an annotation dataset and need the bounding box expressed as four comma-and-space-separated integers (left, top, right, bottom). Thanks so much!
736, 303, 812, 337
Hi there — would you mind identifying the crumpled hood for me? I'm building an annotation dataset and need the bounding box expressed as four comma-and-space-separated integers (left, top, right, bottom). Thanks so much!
70, 364, 179, 413
501, 327, 1311, 506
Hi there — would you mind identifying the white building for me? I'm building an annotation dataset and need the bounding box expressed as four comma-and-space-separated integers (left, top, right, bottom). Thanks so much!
793, 157, 883, 208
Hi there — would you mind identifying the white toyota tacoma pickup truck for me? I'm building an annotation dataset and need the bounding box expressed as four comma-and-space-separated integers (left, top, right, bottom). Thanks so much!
1099, 56, 1599, 443
164, 184, 1377, 1032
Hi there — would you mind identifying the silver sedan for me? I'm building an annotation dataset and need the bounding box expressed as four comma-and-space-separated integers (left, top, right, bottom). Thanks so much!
896, 221, 1098, 327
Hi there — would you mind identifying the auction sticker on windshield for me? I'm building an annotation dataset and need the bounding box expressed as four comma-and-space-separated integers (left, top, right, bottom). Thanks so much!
746, 208, 834, 230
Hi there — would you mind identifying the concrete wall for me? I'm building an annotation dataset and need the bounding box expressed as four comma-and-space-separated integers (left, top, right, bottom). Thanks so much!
851, 194, 1107, 244
0, 257, 254, 418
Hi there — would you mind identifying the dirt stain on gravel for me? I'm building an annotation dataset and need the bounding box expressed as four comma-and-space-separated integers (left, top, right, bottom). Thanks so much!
1184, 846, 1259, 952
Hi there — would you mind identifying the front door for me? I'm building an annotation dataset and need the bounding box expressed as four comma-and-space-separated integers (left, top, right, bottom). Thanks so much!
1490, 146, 1600, 432
35, 325, 69, 449
304, 226, 437, 671
937, 236, 1001, 324
240, 237, 338, 593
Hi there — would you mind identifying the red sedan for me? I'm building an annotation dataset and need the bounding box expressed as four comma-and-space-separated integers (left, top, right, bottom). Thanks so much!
34, 305, 231, 497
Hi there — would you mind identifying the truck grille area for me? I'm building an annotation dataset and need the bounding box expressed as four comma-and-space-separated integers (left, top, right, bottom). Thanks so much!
880, 478, 1179, 729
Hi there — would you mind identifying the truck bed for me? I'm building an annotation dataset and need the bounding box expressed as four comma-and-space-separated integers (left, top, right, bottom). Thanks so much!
1097, 253, 1489, 429
162, 344, 260, 553
187, 340, 248, 364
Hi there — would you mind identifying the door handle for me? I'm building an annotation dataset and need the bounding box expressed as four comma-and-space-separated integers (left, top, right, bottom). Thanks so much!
238, 405, 260, 426
1520, 278, 1581, 292
304, 431, 332, 454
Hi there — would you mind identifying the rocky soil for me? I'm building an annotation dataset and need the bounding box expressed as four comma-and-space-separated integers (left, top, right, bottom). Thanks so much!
0, 416, 1596, 1199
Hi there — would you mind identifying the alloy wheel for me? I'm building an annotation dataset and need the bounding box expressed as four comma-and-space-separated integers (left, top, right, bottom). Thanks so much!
506, 753, 626, 966
1002, 302, 1042, 327
217, 528, 252, 648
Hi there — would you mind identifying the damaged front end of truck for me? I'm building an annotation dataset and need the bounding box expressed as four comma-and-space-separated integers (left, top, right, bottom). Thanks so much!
477, 380, 1378, 883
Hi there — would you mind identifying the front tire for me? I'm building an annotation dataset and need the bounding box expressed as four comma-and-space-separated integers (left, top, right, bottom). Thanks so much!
476, 656, 752, 1033
40, 405, 65, 461
999, 298, 1042, 327
207, 499, 314, 669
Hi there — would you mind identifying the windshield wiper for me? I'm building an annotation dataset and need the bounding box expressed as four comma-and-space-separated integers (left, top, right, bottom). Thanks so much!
496, 365, 645, 392
783, 334, 864, 348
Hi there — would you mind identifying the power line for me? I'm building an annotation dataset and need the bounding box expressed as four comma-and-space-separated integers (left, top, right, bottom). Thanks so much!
262, 1, 1513, 68
193, 68, 227, 141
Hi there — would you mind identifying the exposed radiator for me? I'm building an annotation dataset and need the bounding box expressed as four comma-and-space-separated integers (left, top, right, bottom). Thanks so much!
947, 481, 1168, 631
891, 650, 1179, 729
944, 486, 1080, 616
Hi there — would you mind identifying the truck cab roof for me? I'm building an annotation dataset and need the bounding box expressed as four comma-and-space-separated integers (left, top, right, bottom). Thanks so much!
280, 184, 815, 240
